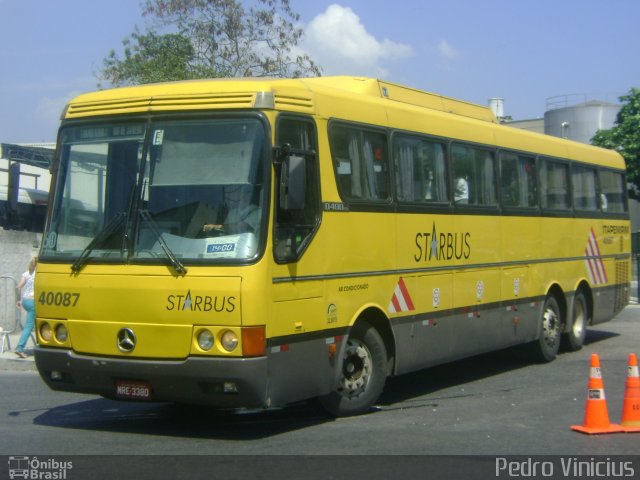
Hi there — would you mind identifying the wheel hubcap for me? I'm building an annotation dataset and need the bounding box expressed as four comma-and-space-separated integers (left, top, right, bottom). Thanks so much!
543, 307, 559, 347
339, 339, 372, 398
572, 301, 585, 338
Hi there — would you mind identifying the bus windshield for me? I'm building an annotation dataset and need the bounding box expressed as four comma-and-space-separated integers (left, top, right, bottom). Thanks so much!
42, 117, 268, 265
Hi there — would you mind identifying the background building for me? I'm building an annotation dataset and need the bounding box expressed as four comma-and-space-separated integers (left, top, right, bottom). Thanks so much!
0, 143, 53, 281
543, 94, 620, 144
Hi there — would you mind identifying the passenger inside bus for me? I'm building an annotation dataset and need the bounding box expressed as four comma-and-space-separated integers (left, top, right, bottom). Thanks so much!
454, 176, 469, 204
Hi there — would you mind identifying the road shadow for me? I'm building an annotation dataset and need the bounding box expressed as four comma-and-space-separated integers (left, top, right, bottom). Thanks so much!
378, 345, 531, 410
32, 397, 333, 440
377, 328, 620, 410
583, 328, 619, 346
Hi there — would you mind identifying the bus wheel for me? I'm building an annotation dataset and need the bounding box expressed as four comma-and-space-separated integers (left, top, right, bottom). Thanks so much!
562, 291, 588, 351
531, 295, 562, 362
319, 321, 387, 417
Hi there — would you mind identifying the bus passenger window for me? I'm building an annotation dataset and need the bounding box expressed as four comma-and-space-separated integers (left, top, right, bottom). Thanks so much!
394, 135, 447, 203
540, 159, 570, 210
452, 143, 496, 207
572, 165, 598, 211
599, 170, 627, 213
499, 152, 537, 208
330, 125, 390, 203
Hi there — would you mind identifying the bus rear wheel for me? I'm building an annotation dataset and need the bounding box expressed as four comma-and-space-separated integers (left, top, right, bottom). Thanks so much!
562, 291, 588, 351
531, 295, 562, 363
319, 321, 387, 417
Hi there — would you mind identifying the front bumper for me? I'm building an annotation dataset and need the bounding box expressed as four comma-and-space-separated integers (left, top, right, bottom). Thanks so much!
35, 346, 270, 408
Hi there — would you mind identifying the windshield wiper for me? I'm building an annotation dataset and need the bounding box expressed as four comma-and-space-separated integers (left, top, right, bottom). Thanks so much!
70, 212, 127, 273
139, 209, 187, 275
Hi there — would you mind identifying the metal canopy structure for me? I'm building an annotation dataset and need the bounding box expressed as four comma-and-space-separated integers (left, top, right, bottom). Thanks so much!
0, 143, 54, 170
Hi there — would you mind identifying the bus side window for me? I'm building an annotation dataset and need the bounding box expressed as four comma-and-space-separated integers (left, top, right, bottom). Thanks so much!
500, 152, 537, 208
330, 124, 390, 203
394, 134, 448, 203
452, 143, 496, 206
599, 170, 627, 213
572, 165, 598, 211
540, 158, 570, 210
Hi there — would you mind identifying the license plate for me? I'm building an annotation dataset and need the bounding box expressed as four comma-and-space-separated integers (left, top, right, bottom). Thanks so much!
115, 380, 152, 400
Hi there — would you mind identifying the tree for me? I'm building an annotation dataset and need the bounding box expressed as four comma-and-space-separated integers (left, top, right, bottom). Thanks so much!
100, 30, 198, 87
592, 88, 640, 200
98, 0, 321, 87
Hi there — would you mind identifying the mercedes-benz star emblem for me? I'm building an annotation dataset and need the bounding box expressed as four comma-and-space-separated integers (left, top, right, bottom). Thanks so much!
116, 328, 137, 352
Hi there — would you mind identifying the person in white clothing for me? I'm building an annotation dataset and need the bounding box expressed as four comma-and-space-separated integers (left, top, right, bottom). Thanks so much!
454, 177, 469, 204
15, 257, 37, 358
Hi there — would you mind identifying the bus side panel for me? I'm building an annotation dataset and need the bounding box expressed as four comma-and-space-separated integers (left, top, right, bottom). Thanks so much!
267, 297, 341, 405
266, 332, 343, 406
393, 270, 541, 376
592, 265, 630, 324
575, 219, 630, 324
500, 266, 538, 342
450, 268, 502, 351
393, 273, 453, 374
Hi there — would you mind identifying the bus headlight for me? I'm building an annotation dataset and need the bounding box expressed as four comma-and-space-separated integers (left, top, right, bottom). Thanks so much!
221, 330, 239, 352
40, 322, 52, 342
55, 324, 68, 343
197, 330, 215, 351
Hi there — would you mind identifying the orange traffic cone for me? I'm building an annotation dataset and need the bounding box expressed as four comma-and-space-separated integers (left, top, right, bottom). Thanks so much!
571, 353, 623, 434
621, 353, 640, 433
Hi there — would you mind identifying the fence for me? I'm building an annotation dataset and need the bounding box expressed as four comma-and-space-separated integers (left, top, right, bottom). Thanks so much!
0, 275, 20, 353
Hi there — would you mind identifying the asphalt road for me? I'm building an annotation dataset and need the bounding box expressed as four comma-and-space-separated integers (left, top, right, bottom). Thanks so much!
1, 306, 639, 458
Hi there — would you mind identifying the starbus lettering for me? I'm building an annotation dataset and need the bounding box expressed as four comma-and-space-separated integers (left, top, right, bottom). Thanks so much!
414, 222, 471, 263
166, 290, 236, 312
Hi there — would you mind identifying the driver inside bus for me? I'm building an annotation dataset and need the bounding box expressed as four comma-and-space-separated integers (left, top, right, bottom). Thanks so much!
202, 202, 259, 235
201, 187, 261, 236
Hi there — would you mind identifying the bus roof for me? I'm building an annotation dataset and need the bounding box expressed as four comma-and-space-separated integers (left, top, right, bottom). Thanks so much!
63, 76, 624, 170
64, 76, 496, 122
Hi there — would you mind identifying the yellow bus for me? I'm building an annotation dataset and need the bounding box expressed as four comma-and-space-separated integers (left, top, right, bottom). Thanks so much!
34, 77, 630, 416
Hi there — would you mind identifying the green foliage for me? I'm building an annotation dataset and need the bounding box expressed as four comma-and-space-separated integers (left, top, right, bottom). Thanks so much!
100, 30, 198, 87
98, 0, 321, 87
592, 88, 640, 199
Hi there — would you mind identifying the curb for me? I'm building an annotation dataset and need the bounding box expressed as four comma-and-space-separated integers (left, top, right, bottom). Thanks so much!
0, 332, 37, 371
0, 354, 37, 372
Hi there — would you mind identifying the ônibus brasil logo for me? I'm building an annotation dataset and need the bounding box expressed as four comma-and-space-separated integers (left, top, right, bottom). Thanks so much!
8, 456, 73, 479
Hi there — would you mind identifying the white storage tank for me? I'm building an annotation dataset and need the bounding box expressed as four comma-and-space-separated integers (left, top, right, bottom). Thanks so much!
544, 95, 620, 144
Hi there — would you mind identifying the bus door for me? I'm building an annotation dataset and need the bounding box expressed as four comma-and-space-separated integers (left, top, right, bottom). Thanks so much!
269, 116, 328, 404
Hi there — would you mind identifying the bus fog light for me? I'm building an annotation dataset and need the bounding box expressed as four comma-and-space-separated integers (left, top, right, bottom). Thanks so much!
198, 330, 215, 351
40, 323, 52, 342
55, 324, 68, 342
50, 371, 63, 381
224, 382, 238, 393
221, 331, 239, 352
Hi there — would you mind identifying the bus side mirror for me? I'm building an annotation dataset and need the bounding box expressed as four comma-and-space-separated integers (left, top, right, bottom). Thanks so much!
279, 153, 306, 211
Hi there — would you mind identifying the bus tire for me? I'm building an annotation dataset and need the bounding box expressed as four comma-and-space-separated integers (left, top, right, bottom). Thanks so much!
562, 291, 588, 351
531, 295, 562, 363
319, 321, 387, 417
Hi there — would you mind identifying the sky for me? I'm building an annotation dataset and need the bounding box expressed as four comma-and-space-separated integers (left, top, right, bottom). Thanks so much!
1, 0, 639, 143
